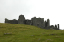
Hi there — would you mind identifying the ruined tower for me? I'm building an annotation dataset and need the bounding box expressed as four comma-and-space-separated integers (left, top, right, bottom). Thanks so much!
18, 15, 25, 24
45, 21, 47, 27
47, 19, 50, 27
41, 18, 45, 28
5, 18, 8, 23
55, 25, 57, 28
31, 17, 45, 28
57, 24, 59, 30
55, 24, 57, 29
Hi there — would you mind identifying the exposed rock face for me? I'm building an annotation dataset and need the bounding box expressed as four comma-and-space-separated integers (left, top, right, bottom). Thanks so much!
5, 14, 60, 30
18, 15, 25, 24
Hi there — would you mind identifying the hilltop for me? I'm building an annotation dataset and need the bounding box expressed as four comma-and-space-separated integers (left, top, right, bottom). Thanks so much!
0, 23, 64, 42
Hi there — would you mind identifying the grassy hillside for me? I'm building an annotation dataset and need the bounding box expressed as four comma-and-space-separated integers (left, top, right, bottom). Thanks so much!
0, 23, 64, 42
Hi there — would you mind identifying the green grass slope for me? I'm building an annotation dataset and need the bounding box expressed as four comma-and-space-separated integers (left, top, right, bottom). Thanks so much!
0, 23, 64, 42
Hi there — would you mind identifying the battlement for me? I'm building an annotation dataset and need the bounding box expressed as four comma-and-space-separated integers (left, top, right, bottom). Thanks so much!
5, 14, 60, 30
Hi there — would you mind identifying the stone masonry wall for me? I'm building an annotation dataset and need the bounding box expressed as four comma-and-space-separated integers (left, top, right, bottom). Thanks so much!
5, 14, 60, 30
18, 15, 25, 24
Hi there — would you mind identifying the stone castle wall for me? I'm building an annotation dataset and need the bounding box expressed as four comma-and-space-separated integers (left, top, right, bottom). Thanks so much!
5, 18, 18, 24
31, 17, 45, 29
5, 14, 59, 30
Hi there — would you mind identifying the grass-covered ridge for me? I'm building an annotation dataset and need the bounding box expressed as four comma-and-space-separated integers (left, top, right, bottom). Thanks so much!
0, 23, 64, 42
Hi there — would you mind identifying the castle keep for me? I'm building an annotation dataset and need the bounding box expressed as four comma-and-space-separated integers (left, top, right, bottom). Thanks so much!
5, 14, 59, 30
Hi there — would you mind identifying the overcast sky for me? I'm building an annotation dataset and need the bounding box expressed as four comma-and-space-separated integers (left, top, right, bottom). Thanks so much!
0, 0, 64, 30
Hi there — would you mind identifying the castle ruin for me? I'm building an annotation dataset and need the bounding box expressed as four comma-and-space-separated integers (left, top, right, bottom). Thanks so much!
5, 14, 59, 30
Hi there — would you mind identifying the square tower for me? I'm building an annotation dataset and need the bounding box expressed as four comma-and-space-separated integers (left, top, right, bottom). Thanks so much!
18, 15, 25, 24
